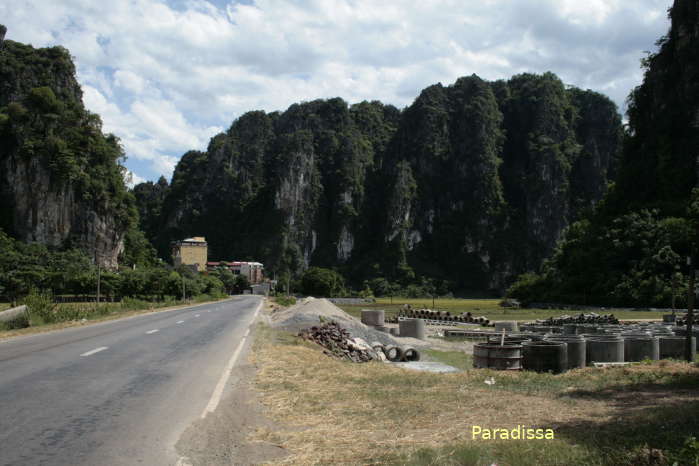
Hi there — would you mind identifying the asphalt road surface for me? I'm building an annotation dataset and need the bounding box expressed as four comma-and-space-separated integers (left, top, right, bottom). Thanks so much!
0, 295, 262, 466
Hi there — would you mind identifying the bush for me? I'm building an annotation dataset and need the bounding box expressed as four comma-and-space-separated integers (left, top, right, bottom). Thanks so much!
22, 291, 56, 324
233, 274, 250, 294
274, 295, 297, 307
301, 267, 345, 297
506, 272, 550, 305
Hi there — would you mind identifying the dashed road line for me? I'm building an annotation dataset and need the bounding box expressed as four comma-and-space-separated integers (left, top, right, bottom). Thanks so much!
145, 329, 159, 334
81, 346, 108, 357
195, 314, 200, 317
176, 320, 185, 324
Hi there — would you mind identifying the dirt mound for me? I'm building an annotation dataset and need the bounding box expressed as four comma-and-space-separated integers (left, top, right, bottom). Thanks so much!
271, 297, 399, 346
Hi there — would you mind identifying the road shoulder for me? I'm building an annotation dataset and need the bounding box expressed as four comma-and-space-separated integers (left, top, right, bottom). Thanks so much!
175, 322, 288, 465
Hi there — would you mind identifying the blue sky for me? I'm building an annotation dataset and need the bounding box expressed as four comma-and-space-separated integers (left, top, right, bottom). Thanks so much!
0, 0, 672, 185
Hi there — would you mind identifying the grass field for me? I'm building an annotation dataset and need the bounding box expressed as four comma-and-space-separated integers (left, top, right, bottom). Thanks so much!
251, 324, 699, 465
338, 298, 668, 322
0, 303, 10, 312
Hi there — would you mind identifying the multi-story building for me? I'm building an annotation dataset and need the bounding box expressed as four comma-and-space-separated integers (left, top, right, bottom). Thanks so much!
171, 237, 208, 272
206, 261, 264, 284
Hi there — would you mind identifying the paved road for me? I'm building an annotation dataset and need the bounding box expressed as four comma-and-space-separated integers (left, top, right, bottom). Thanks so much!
0, 296, 262, 466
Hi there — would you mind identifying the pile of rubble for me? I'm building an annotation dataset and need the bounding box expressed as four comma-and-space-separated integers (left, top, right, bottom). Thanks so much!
538, 312, 619, 326
299, 322, 380, 363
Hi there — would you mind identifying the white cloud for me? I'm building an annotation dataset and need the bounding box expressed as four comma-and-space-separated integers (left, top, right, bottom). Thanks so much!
124, 170, 146, 188
114, 70, 147, 94
0, 0, 672, 182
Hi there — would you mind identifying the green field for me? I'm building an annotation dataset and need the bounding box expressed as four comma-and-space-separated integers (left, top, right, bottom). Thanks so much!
338, 298, 668, 322
0, 303, 10, 312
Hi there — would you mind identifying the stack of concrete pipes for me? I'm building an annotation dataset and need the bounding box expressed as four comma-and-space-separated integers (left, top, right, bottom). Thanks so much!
473, 326, 696, 372
360, 310, 428, 340
395, 308, 490, 325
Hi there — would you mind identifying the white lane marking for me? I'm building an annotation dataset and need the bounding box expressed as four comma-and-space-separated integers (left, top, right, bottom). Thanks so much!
81, 346, 108, 357
201, 299, 264, 419
195, 314, 200, 317
176, 320, 185, 324
207, 310, 211, 313
146, 329, 159, 334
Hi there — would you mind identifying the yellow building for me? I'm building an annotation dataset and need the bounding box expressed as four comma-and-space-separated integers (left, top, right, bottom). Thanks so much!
172, 237, 208, 272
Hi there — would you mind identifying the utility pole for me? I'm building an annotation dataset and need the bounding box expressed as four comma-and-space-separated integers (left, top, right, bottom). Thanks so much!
96, 264, 101, 307
671, 272, 678, 315
182, 274, 186, 302
686, 256, 695, 363
95, 249, 101, 307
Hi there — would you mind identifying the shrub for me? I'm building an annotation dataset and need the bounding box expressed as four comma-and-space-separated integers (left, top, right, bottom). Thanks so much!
22, 291, 56, 324
301, 267, 345, 297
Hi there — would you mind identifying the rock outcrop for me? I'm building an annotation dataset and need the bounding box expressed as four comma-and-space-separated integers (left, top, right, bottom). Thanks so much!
139, 71, 621, 293
0, 28, 134, 267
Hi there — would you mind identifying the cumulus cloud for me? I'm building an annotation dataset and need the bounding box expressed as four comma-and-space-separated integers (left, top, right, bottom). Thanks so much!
0, 0, 671, 181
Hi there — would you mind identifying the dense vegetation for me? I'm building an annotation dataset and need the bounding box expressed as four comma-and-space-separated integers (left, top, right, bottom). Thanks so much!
136, 74, 622, 297
0, 31, 136, 267
0, 228, 227, 306
509, 0, 699, 307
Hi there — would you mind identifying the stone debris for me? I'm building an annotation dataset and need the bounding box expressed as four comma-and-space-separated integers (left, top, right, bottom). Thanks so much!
299, 322, 380, 363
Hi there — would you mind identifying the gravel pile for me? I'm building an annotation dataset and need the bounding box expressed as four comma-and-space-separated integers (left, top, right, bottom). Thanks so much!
299, 322, 375, 362
271, 297, 399, 346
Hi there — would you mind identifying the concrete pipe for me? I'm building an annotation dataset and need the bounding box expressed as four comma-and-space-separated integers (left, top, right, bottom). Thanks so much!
545, 335, 586, 369
522, 341, 568, 373
361, 309, 385, 326
401, 347, 421, 362
624, 336, 659, 361
659, 336, 696, 360
473, 343, 523, 370
399, 319, 426, 340
384, 346, 404, 362
586, 338, 624, 363
0, 305, 28, 323
371, 341, 386, 353
389, 327, 400, 336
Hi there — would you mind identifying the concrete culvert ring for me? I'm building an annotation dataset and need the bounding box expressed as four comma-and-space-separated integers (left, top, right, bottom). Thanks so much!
384, 346, 404, 362
371, 341, 385, 353
401, 347, 420, 362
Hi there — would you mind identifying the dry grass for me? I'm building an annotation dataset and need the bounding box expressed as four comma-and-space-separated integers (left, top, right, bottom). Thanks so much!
250, 325, 699, 465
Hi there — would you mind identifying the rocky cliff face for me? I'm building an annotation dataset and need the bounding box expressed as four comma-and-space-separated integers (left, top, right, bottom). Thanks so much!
0, 29, 134, 267
140, 72, 621, 293
507, 0, 699, 307
611, 0, 699, 213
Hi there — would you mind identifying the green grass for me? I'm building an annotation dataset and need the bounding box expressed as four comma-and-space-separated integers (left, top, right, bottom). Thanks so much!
338, 298, 668, 322
0, 295, 228, 334
385, 439, 600, 466
423, 349, 473, 370
0, 303, 11, 312
272, 295, 297, 307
